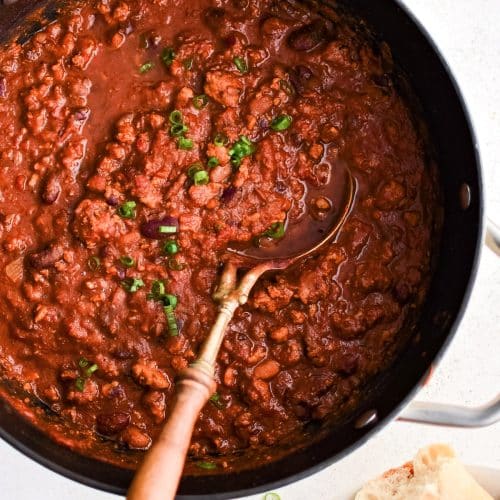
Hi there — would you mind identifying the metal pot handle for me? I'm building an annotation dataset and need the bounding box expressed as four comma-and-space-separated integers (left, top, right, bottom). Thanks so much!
399, 220, 500, 427
399, 395, 500, 427
486, 218, 500, 256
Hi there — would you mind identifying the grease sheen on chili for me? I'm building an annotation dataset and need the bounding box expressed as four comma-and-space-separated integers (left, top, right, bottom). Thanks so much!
0, 0, 440, 472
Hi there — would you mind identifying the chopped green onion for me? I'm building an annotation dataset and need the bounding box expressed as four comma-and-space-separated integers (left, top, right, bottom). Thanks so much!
164, 304, 178, 336
164, 240, 179, 255
168, 257, 185, 271
209, 392, 225, 409
78, 357, 89, 368
183, 57, 193, 70
161, 47, 176, 67
177, 136, 193, 150
192, 94, 208, 110
233, 56, 248, 73
147, 280, 166, 301
139, 61, 154, 74
158, 225, 177, 234
164, 294, 177, 309
207, 157, 219, 168
264, 493, 281, 500
117, 200, 137, 219
187, 162, 203, 178
213, 133, 228, 147
75, 377, 85, 392
170, 123, 188, 136
120, 256, 135, 268
193, 170, 209, 186
263, 221, 286, 239
121, 277, 145, 293
196, 461, 217, 470
85, 363, 98, 377
271, 114, 293, 132
229, 135, 256, 167
87, 256, 100, 271
169, 110, 183, 125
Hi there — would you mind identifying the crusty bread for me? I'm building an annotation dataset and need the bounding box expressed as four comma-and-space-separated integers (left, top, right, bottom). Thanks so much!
355, 444, 494, 500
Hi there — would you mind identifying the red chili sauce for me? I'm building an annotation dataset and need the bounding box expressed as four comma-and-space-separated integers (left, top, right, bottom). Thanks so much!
0, 0, 440, 472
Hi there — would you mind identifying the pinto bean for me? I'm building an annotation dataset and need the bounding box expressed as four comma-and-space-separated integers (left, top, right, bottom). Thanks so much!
96, 411, 131, 435
41, 175, 61, 204
253, 360, 280, 380
120, 425, 152, 450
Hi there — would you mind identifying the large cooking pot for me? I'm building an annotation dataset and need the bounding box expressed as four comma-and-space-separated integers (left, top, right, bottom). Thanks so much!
0, 0, 495, 497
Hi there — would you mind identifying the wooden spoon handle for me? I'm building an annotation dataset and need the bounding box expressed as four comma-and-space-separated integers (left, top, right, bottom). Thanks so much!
127, 365, 216, 500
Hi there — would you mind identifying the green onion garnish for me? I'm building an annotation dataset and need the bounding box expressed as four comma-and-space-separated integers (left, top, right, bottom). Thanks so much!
270, 114, 293, 131
168, 257, 185, 271
117, 201, 137, 219
164, 294, 177, 308
196, 461, 217, 470
87, 256, 100, 271
164, 240, 179, 255
121, 277, 145, 293
193, 170, 209, 186
233, 56, 248, 73
158, 225, 177, 234
164, 304, 178, 336
170, 123, 188, 136
264, 493, 281, 500
120, 256, 135, 268
169, 110, 183, 125
187, 162, 203, 178
149, 280, 166, 298
209, 392, 225, 409
75, 377, 85, 392
139, 61, 154, 74
161, 47, 176, 67
263, 221, 286, 239
78, 358, 89, 368
177, 136, 193, 150
213, 133, 228, 147
207, 157, 219, 168
183, 57, 193, 70
229, 135, 256, 167
85, 363, 98, 377
192, 94, 208, 110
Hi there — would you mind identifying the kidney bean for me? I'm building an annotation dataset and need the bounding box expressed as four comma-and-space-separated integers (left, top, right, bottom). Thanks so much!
96, 411, 131, 436
288, 20, 328, 51
221, 186, 237, 203
140, 216, 179, 239
29, 244, 64, 270
204, 7, 225, 30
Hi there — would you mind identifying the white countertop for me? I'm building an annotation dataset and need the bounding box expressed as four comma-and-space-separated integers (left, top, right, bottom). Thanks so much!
1, 0, 499, 498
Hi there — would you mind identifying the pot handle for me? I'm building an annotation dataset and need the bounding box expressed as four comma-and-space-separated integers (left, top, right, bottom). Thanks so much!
399, 220, 500, 427
399, 394, 500, 427
486, 218, 500, 256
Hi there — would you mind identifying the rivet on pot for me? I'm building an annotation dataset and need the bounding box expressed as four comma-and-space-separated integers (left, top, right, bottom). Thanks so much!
459, 183, 471, 210
354, 409, 378, 429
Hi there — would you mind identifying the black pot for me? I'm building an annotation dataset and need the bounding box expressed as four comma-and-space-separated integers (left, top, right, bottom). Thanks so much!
0, 0, 484, 498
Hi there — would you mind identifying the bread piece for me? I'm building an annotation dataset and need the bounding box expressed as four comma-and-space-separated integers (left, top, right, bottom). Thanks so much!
355, 444, 494, 500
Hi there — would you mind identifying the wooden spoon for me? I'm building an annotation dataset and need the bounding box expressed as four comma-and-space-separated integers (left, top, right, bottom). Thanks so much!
127, 168, 354, 500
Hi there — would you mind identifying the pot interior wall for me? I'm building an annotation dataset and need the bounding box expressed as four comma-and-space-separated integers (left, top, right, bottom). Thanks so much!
0, 1, 482, 498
